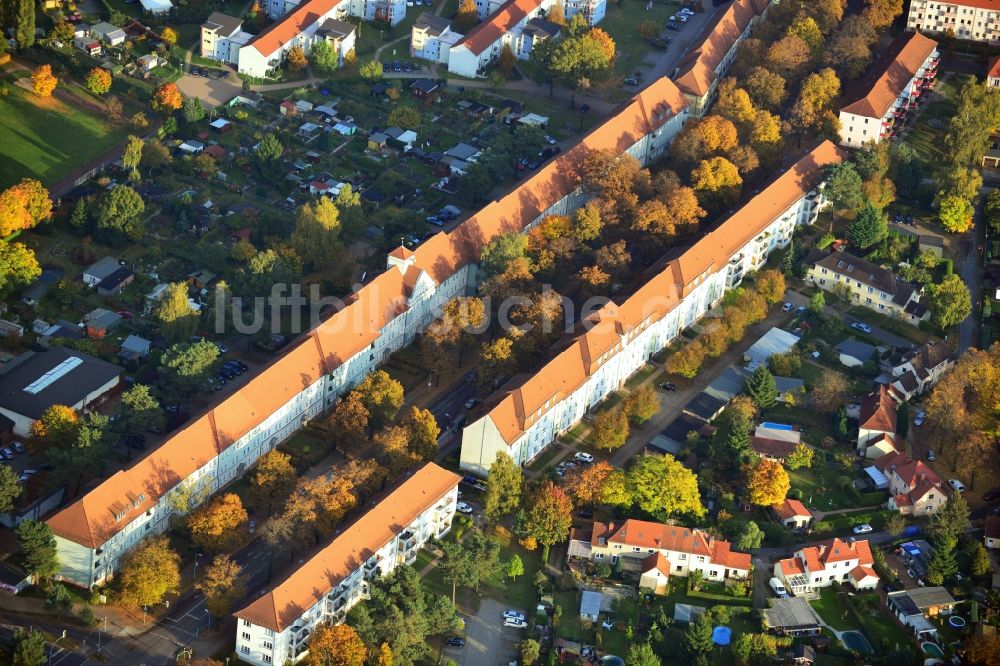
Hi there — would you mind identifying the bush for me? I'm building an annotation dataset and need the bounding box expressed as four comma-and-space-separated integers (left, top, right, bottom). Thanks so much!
760, 522, 793, 546
816, 233, 836, 249
788, 488, 803, 500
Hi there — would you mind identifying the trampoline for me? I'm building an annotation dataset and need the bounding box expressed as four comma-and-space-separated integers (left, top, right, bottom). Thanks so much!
712, 626, 732, 646
948, 616, 966, 628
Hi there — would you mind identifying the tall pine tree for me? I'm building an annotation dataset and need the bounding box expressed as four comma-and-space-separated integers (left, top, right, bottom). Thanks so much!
14, 0, 35, 49
746, 364, 778, 409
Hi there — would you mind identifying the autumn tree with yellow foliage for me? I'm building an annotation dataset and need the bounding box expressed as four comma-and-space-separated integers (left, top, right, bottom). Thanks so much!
197, 554, 245, 617
116, 535, 181, 608
31, 64, 57, 97
306, 624, 367, 666
745, 458, 790, 507
187, 493, 249, 553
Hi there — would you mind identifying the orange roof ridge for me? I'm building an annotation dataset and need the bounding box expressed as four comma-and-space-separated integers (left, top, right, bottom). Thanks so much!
234, 463, 460, 632
453, 0, 545, 56
245, 0, 345, 56
674, 0, 769, 97
841, 32, 937, 118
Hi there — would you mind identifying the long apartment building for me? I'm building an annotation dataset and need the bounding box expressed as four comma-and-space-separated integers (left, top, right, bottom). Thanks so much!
412, 0, 603, 78
567, 519, 751, 581
46, 77, 690, 590
907, 0, 1000, 43
672, 0, 771, 117
459, 140, 846, 477
838, 32, 939, 148
234, 463, 460, 666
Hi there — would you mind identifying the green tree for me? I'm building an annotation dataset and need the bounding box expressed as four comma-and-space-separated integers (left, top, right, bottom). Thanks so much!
847, 200, 888, 250
785, 443, 814, 470
521, 639, 541, 665
16, 519, 59, 579
823, 162, 864, 210
683, 614, 714, 657
113, 384, 164, 445
925, 533, 958, 585
735, 520, 765, 550
387, 105, 421, 131
355, 370, 404, 428
115, 535, 181, 608
254, 133, 284, 168
622, 384, 659, 425
745, 364, 778, 409
44, 412, 109, 491
480, 231, 528, 277
626, 642, 659, 666
506, 554, 524, 581
14, 0, 35, 49
156, 282, 198, 342
627, 454, 704, 519
11, 628, 45, 666
971, 543, 991, 577
359, 59, 383, 82
927, 274, 971, 329
484, 451, 522, 522
0, 241, 41, 293
809, 291, 825, 314
593, 407, 629, 450
160, 340, 220, 398
0, 464, 21, 514
937, 195, 974, 234
310, 39, 339, 74
122, 135, 144, 181
290, 197, 343, 270
524, 482, 573, 558
95, 185, 145, 244
182, 96, 205, 123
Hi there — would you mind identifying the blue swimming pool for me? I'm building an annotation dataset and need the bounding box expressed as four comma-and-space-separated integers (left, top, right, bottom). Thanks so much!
760, 422, 794, 431
841, 631, 873, 653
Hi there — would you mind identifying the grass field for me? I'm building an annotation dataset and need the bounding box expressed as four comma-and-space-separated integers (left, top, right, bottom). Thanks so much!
0, 78, 127, 188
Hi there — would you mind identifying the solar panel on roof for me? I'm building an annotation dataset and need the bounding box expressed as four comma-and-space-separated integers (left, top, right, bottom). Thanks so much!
23, 357, 82, 394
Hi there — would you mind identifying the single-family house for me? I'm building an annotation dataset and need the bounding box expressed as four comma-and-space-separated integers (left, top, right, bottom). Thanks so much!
118, 335, 152, 362
773, 498, 813, 531
84, 308, 122, 339
409, 78, 440, 98
887, 587, 956, 639
762, 597, 822, 637
0, 348, 121, 437
806, 251, 929, 323
874, 451, 948, 516
836, 339, 876, 368
863, 432, 899, 461
638, 552, 671, 594
97, 267, 134, 296
567, 519, 751, 580
985, 516, 1000, 549
82, 256, 121, 287
890, 342, 954, 401
751, 423, 801, 462
857, 385, 897, 455
90, 22, 127, 46
773, 538, 878, 597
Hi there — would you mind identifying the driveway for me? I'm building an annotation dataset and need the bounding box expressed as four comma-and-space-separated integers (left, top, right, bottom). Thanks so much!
454, 598, 523, 666
750, 556, 773, 610
175, 71, 242, 108
784, 289, 915, 350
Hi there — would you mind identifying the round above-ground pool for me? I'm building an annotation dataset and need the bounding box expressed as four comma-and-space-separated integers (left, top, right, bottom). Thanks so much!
600, 657, 624, 666
922, 642, 944, 657
948, 616, 966, 628
712, 626, 732, 646
841, 631, 873, 653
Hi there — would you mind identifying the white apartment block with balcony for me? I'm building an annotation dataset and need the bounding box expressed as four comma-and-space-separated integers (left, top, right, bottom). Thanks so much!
200, 12, 254, 65
907, 0, 1000, 43
838, 32, 939, 148
460, 141, 845, 477
234, 464, 461, 666
46, 78, 691, 590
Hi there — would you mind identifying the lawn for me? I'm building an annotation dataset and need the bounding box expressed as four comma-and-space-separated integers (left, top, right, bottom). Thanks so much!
599, 0, 679, 79
852, 593, 916, 654
786, 466, 884, 512
902, 76, 958, 176
0, 79, 127, 188
810, 587, 855, 631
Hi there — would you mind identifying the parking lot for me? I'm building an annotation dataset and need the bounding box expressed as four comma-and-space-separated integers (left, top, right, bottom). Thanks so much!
447, 598, 523, 666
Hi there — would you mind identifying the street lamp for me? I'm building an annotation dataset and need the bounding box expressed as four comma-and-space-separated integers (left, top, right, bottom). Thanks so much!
205, 609, 212, 632
193, 552, 203, 580
176, 647, 193, 663
97, 616, 107, 654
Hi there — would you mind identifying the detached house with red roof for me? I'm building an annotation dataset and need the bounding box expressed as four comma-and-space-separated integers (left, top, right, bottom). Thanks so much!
568, 519, 751, 583
234, 463, 460, 666
672, 0, 771, 117
838, 32, 938, 148
857, 385, 897, 456
773, 498, 813, 531
873, 451, 948, 516
773, 538, 878, 597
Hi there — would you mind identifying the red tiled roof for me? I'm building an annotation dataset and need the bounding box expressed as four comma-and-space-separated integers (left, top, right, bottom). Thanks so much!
989, 55, 1000, 79
246, 0, 343, 56
674, 0, 769, 97
453, 0, 543, 56
840, 32, 938, 118
774, 498, 811, 520
642, 551, 671, 576
752, 436, 797, 459
859, 385, 897, 434
851, 565, 878, 582
591, 519, 750, 571
778, 557, 805, 576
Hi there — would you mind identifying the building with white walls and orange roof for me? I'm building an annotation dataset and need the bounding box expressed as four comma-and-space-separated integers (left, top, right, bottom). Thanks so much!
460, 140, 846, 477
234, 463, 460, 666
46, 78, 691, 589
773, 538, 878, 597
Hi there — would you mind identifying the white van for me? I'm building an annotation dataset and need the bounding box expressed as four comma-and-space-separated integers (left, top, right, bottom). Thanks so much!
770, 577, 789, 598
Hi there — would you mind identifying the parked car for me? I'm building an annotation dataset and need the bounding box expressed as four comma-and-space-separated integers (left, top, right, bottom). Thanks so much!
914, 410, 925, 426
658, 382, 677, 392
949, 479, 965, 492
426, 216, 444, 226
679, 7, 694, 14
925, 449, 936, 461
574, 452, 594, 463
0, 448, 13, 460
393, 60, 401, 72
851, 322, 873, 334
781, 302, 794, 313
624, 77, 639, 86
445, 637, 466, 647
11, 442, 24, 454
503, 610, 526, 621
650, 38, 671, 50
983, 488, 1000, 502
665, 21, 681, 30
216, 342, 229, 354
503, 618, 528, 629
769, 577, 788, 598
852, 524, 873, 534
543, 135, 557, 145
464, 398, 479, 409
456, 501, 473, 514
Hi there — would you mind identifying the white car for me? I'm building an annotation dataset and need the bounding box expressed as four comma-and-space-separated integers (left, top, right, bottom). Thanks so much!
544, 135, 557, 145
456, 501, 474, 514
949, 479, 965, 493
781, 302, 794, 313
679, 7, 694, 15
574, 452, 594, 463
914, 411, 926, 426
852, 524, 873, 535
0, 448, 12, 460
503, 618, 528, 629
503, 610, 526, 621
851, 322, 873, 334
769, 577, 788, 598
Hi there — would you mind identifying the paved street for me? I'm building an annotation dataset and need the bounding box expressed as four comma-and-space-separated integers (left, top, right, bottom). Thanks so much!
460, 598, 522, 666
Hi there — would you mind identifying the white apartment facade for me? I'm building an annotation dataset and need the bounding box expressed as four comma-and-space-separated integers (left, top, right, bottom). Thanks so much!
47, 78, 691, 589
234, 464, 460, 666
459, 141, 844, 477
200, 12, 253, 65
838, 32, 939, 148
906, 0, 1000, 43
